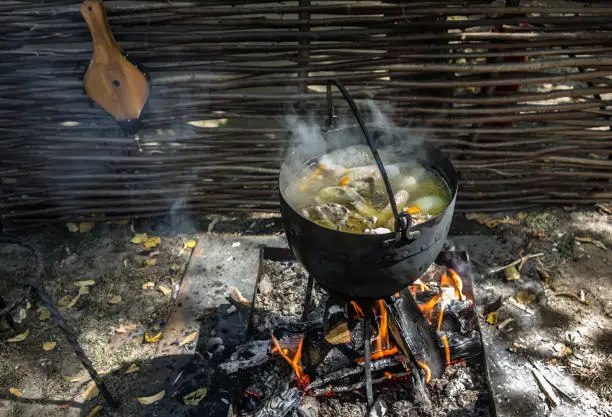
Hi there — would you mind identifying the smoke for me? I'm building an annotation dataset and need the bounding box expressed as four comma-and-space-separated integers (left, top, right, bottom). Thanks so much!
281, 99, 430, 190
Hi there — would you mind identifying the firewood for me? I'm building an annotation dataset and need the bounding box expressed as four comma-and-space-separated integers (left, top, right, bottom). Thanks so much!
386, 291, 445, 380
323, 296, 351, 345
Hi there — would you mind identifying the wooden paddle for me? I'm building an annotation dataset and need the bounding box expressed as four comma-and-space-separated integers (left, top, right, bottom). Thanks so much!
81, 0, 149, 133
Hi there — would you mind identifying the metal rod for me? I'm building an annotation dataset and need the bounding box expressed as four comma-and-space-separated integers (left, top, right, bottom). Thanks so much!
364, 310, 374, 408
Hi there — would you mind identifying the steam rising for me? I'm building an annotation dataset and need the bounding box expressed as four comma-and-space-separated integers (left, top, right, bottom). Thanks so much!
281, 100, 429, 192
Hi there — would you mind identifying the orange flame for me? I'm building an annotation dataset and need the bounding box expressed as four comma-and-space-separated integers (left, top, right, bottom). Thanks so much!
375, 300, 391, 352
417, 295, 440, 324
384, 371, 393, 380
448, 269, 465, 301
436, 303, 445, 333
442, 335, 451, 366
350, 301, 365, 319
415, 360, 432, 383
271, 335, 310, 387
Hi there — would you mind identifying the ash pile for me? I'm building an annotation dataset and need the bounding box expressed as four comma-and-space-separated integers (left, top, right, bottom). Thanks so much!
216, 252, 495, 417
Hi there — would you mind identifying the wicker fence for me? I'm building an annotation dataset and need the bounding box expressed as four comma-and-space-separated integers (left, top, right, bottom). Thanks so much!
1, 0, 611, 231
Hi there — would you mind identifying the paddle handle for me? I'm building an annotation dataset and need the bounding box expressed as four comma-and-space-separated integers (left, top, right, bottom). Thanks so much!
81, 0, 119, 61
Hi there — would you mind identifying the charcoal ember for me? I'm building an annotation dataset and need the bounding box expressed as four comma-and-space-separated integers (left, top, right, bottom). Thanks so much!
314, 346, 352, 376
219, 339, 270, 374
414, 290, 440, 304
447, 330, 482, 362
254, 387, 302, 417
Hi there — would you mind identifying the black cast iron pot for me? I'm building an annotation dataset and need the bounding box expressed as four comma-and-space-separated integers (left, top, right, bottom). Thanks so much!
279, 81, 458, 300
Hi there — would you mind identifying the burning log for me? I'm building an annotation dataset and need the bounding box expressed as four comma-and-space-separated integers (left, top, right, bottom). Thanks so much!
311, 371, 408, 397
308, 357, 401, 390
386, 291, 445, 380
323, 295, 350, 345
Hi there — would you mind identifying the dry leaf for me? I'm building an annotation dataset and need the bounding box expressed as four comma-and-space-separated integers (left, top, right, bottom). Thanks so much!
142, 282, 155, 290
144, 236, 161, 249
185, 240, 197, 249
85, 405, 103, 417
144, 258, 158, 266
575, 237, 607, 250
79, 222, 95, 233
158, 285, 171, 296
58, 295, 72, 307
515, 291, 536, 305
504, 265, 520, 281
39, 307, 50, 321
66, 374, 87, 383
66, 294, 81, 309
144, 331, 162, 344
7, 329, 29, 343
79, 286, 90, 296
466, 213, 519, 228
183, 387, 208, 406
115, 323, 139, 334
66, 223, 79, 233
179, 331, 198, 347
82, 381, 99, 401
74, 280, 96, 287
9, 387, 23, 397
108, 295, 122, 305
130, 233, 148, 244
125, 364, 140, 374
136, 390, 165, 404
42, 341, 57, 351
485, 312, 498, 325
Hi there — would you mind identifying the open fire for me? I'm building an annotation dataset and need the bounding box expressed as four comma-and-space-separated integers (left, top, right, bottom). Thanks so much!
215, 250, 493, 417
270, 266, 471, 393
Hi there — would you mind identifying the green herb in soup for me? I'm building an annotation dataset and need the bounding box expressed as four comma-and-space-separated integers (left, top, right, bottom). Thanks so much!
283, 145, 451, 234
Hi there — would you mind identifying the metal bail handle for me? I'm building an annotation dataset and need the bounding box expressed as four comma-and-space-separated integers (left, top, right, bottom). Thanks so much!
325, 79, 412, 242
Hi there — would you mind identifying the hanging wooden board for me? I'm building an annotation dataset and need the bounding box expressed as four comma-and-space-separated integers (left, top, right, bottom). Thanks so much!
81, 0, 149, 133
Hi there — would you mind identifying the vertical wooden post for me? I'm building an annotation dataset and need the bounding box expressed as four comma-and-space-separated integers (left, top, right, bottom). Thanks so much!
298, 0, 311, 97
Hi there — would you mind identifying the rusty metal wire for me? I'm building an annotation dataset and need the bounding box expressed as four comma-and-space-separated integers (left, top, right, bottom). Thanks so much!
1, 0, 611, 230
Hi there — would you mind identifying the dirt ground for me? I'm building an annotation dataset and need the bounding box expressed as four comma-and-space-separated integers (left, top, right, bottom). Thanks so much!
0, 208, 610, 417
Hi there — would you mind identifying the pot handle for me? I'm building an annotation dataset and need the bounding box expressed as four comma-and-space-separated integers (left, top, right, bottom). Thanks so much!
325, 79, 412, 242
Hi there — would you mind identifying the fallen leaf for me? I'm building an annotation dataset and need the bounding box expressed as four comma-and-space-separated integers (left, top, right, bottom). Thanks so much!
42, 342, 57, 351
74, 280, 96, 287
536, 268, 550, 283
39, 307, 51, 321
130, 233, 148, 244
144, 331, 162, 344
79, 286, 90, 296
108, 295, 122, 305
9, 387, 23, 397
179, 331, 198, 347
144, 258, 158, 266
82, 381, 98, 401
142, 282, 155, 290
66, 374, 87, 383
79, 222, 95, 233
7, 329, 29, 343
66, 294, 81, 309
185, 240, 197, 249
158, 285, 171, 296
58, 295, 72, 307
115, 323, 139, 334
144, 236, 161, 249
485, 312, 498, 325
85, 405, 103, 417
515, 291, 536, 305
125, 364, 140, 374
504, 265, 520, 281
118, 219, 130, 225
183, 387, 208, 406
66, 223, 79, 233
466, 213, 519, 228
575, 237, 607, 250
136, 390, 165, 404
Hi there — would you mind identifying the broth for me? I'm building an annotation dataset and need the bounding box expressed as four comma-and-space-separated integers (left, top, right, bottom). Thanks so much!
283, 145, 452, 234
